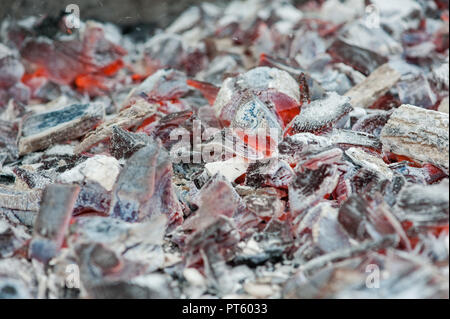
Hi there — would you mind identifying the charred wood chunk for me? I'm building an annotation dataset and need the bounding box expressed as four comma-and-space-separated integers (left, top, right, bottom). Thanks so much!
12, 167, 52, 189
344, 63, 401, 108
289, 164, 340, 217
380, 104, 449, 171
29, 184, 80, 263
109, 143, 160, 222
327, 39, 388, 76
330, 129, 382, 151
19, 103, 104, 155
394, 179, 449, 227
0, 120, 19, 163
0, 187, 41, 212
75, 101, 156, 154
285, 92, 352, 135
109, 125, 149, 159
109, 140, 181, 225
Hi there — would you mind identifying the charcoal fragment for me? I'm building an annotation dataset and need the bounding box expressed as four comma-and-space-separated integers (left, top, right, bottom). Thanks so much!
19, 103, 105, 155
285, 92, 352, 135
344, 63, 401, 109
380, 104, 449, 171
29, 184, 80, 263
110, 126, 149, 159
327, 39, 388, 76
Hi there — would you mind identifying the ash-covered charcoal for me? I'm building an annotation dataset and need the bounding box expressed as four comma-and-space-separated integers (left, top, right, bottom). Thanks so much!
74, 101, 157, 154
344, 63, 401, 109
110, 126, 150, 159
75, 242, 173, 298
344, 147, 393, 181
29, 184, 80, 263
338, 194, 409, 248
109, 141, 182, 225
289, 164, 340, 217
394, 179, 449, 227
380, 104, 449, 171
329, 129, 382, 151
69, 215, 167, 272
12, 167, 53, 189
245, 158, 294, 189
0, 0, 448, 300
19, 103, 105, 155
212, 66, 301, 127
327, 39, 388, 76
284, 92, 352, 135
73, 181, 112, 216
0, 120, 20, 163
0, 187, 41, 212
0, 258, 37, 298
124, 69, 190, 109
352, 110, 392, 137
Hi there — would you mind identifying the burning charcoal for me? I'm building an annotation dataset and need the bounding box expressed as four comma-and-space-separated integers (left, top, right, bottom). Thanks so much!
123, 69, 189, 108
284, 92, 352, 135
0, 219, 29, 258
0, 173, 15, 186
352, 110, 392, 137
289, 164, 340, 217
372, 0, 424, 40
74, 100, 156, 154
110, 141, 182, 225
380, 104, 449, 171
345, 147, 393, 181
0, 258, 37, 298
394, 179, 449, 227
19, 103, 105, 155
19, 22, 126, 87
29, 184, 80, 263
109, 143, 160, 222
205, 157, 249, 183
0, 120, 19, 163
0, 187, 41, 212
278, 133, 332, 159
338, 194, 409, 248
344, 63, 401, 109
70, 215, 166, 271
75, 243, 173, 298
327, 39, 388, 76
59, 155, 121, 192
110, 126, 149, 159
73, 181, 112, 216
330, 129, 382, 151
245, 158, 294, 189
438, 96, 449, 114
396, 74, 437, 109
0, 44, 29, 108
12, 167, 52, 189
213, 67, 300, 127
